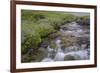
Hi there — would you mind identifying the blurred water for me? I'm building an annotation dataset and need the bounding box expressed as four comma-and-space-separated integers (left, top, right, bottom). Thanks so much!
42, 22, 90, 62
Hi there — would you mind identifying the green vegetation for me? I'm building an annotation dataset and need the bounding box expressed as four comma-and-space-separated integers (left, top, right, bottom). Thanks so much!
21, 10, 76, 54
50, 41, 56, 49
79, 15, 90, 20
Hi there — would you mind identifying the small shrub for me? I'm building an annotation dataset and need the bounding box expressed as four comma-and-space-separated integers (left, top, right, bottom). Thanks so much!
21, 33, 41, 54
34, 23, 56, 38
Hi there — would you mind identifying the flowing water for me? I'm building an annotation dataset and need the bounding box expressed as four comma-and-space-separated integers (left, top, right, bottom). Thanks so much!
41, 22, 90, 62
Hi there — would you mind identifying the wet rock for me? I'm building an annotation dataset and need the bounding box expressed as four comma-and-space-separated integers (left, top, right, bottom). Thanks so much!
81, 44, 88, 50
50, 41, 56, 49
61, 36, 79, 49
65, 50, 90, 60
40, 39, 50, 48
64, 55, 75, 61
48, 32, 61, 39
76, 19, 90, 25
64, 45, 80, 53
78, 37, 90, 45
21, 54, 31, 63
30, 48, 47, 62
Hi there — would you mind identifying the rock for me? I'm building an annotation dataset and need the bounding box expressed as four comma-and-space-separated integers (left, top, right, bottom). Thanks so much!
28, 48, 34, 55
64, 45, 80, 53
21, 54, 31, 63
77, 37, 90, 45
61, 36, 79, 49
28, 47, 48, 62
64, 55, 75, 61
40, 39, 50, 48
65, 50, 90, 60
48, 32, 61, 39
81, 44, 87, 50
50, 41, 56, 49
76, 19, 90, 25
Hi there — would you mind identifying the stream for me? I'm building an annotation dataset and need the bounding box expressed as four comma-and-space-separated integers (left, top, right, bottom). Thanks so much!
42, 22, 90, 62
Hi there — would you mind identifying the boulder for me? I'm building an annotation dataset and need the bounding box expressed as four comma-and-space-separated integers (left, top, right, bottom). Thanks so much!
64, 55, 75, 61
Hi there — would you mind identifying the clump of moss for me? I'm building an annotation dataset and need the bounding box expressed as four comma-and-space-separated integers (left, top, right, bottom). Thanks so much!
50, 41, 56, 49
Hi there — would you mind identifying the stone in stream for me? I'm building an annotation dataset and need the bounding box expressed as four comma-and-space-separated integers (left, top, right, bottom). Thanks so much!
64, 55, 75, 61
64, 45, 81, 53
65, 49, 90, 60
40, 39, 50, 48
60, 36, 79, 49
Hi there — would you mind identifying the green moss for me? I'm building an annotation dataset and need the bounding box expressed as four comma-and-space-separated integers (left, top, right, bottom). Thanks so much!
50, 41, 56, 49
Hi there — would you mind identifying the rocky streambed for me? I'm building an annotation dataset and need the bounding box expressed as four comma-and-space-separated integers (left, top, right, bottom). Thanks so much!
41, 22, 90, 62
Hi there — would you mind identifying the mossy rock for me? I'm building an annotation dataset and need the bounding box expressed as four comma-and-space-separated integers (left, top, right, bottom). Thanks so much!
49, 32, 61, 39
31, 47, 47, 62
61, 36, 78, 49
64, 55, 75, 61
40, 38, 50, 48
21, 54, 31, 63
21, 47, 48, 62
50, 41, 56, 49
